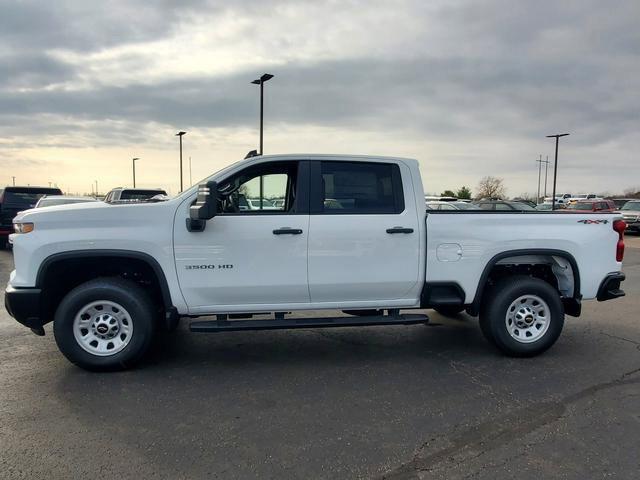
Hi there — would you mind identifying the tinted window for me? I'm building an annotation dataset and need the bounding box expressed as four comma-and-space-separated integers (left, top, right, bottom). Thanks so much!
2, 187, 62, 206
317, 161, 403, 214
477, 203, 494, 210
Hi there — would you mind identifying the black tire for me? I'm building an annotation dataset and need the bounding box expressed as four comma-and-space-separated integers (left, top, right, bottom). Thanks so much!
53, 278, 156, 371
478, 276, 564, 357
434, 305, 465, 317
342, 309, 383, 317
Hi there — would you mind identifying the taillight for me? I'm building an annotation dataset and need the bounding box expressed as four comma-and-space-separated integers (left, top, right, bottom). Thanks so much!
613, 219, 626, 262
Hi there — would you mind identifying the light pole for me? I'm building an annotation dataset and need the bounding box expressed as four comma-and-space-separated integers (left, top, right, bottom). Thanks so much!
12, 176, 15, 186
95, 180, 99, 197
546, 133, 570, 210
176, 131, 186, 192
132, 157, 140, 188
536, 154, 542, 204
251, 73, 274, 155
544, 155, 549, 198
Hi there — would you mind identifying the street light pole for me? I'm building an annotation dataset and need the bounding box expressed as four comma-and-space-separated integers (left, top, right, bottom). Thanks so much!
251, 73, 274, 155
536, 154, 542, 204
544, 155, 549, 198
12, 176, 15, 186
546, 133, 570, 210
132, 158, 140, 188
176, 131, 186, 193
95, 180, 98, 197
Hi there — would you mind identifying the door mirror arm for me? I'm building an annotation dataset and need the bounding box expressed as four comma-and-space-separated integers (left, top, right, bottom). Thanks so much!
187, 180, 219, 232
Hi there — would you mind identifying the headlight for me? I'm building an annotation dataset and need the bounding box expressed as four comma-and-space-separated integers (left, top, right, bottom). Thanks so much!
13, 222, 34, 234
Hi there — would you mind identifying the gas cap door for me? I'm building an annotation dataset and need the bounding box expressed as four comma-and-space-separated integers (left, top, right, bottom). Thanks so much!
436, 243, 463, 262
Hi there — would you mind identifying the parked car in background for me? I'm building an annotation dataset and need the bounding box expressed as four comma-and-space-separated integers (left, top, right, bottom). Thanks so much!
427, 201, 480, 210
0, 186, 63, 249
562, 200, 616, 213
475, 200, 536, 211
620, 200, 640, 233
568, 194, 600, 204
35, 195, 98, 208
612, 198, 635, 209
104, 188, 168, 203
544, 193, 572, 204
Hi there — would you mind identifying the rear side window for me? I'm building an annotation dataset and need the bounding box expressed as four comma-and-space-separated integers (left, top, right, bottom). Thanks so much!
313, 161, 404, 214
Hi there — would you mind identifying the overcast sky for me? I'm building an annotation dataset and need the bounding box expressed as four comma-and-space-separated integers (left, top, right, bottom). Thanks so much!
1, 0, 638, 196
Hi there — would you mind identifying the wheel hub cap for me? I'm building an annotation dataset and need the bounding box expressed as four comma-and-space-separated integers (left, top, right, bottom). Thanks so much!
73, 301, 133, 356
505, 295, 550, 343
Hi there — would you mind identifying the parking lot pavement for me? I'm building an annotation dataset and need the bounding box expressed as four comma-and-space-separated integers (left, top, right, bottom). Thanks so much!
0, 247, 639, 480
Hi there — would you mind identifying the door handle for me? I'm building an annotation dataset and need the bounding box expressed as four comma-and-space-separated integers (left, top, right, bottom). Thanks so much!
386, 227, 414, 234
273, 228, 303, 235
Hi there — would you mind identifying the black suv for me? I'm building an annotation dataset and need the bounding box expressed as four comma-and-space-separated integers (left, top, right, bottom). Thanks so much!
0, 186, 63, 249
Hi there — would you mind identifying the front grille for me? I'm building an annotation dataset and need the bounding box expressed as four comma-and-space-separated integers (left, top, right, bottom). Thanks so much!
622, 215, 639, 223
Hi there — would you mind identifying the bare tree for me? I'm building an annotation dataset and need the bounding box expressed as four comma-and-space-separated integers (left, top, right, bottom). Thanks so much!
623, 186, 640, 198
476, 176, 506, 200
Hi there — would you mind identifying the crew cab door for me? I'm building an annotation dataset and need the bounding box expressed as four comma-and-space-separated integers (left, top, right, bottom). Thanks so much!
307, 160, 421, 303
173, 160, 310, 312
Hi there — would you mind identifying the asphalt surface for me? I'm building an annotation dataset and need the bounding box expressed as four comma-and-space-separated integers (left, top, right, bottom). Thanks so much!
1, 238, 639, 479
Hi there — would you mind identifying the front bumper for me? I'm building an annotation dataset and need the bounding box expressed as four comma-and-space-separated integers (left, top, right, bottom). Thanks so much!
597, 272, 626, 301
4, 284, 44, 329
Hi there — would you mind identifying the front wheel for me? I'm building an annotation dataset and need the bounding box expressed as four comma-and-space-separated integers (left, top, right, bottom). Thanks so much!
479, 276, 564, 357
53, 278, 156, 371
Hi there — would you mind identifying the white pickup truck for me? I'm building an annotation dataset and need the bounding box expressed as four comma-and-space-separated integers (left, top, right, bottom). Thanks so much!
5, 154, 627, 370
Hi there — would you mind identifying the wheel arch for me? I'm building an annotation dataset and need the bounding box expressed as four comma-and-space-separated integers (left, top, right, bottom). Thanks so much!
469, 248, 581, 317
36, 250, 176, 325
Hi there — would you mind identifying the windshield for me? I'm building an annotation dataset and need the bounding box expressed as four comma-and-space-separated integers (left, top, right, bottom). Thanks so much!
621, 201, 640, 211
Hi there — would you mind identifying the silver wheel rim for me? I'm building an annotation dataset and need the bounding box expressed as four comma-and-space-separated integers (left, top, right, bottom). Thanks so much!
505, 295, 550, 343
73, 300, 133, 356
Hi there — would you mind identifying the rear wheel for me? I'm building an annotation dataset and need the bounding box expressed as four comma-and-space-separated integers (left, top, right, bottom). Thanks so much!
479, 276, 564, 357
53, 278, 156, 371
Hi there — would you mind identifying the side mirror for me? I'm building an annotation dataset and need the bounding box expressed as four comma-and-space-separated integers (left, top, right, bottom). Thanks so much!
187, 181, 218, 232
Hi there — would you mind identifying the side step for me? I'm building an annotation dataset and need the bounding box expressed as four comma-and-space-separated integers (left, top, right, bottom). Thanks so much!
189, 313, 429, 333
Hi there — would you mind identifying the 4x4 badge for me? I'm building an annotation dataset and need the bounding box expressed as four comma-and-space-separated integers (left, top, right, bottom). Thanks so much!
577, 219, 609, 224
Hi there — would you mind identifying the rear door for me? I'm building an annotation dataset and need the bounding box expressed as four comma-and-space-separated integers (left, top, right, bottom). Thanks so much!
307, 159, 421, 303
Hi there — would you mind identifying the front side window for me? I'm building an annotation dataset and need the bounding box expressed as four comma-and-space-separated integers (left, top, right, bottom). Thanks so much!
315, 161, 404, 214
218, 161, 298, 214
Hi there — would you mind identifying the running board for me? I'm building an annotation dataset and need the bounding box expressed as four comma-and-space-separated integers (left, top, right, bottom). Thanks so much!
189, 313, 429, 333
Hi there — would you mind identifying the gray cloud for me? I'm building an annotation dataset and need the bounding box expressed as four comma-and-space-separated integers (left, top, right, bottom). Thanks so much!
0, 0, 638, 193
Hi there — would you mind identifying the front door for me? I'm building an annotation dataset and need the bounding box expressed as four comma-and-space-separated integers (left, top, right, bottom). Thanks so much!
307, 160, 421, 304
174, 160, 310, 312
